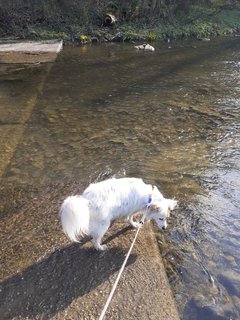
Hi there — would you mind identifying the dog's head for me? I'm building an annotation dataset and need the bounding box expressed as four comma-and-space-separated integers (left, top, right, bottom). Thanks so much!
146, 198, 177, 230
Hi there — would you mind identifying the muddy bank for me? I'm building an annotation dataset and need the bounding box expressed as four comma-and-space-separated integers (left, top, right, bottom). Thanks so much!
0, 182, 180, 319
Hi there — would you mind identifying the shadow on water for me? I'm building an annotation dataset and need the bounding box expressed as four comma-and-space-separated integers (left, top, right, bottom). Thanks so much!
0, 244, 137, 320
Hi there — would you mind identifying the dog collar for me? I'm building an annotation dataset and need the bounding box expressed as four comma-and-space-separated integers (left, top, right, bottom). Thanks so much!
147, 186, 154, 208
147, 196, 152, 208
147, 185, 153, 207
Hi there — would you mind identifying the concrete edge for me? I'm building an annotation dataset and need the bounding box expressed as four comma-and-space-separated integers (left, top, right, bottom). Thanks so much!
0, 40, 63, 63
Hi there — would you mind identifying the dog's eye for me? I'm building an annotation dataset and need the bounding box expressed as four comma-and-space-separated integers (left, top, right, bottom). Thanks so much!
159, 218, 164, 221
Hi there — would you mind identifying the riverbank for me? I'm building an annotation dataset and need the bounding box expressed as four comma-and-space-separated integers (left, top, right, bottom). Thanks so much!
0, 2, 239, 44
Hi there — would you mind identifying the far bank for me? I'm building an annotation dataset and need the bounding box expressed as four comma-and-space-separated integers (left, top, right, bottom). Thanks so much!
0, 1, 239, 44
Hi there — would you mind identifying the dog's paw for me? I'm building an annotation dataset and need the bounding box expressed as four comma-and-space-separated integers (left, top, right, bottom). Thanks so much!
130, 221, 141, 229
98, 244, 108, 251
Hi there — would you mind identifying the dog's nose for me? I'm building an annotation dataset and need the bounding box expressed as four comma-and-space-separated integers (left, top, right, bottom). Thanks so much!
162, 226, 166, 230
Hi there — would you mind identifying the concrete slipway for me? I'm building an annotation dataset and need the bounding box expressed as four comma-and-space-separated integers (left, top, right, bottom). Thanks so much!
0, 40, 180, 319
0, 40, 63, 63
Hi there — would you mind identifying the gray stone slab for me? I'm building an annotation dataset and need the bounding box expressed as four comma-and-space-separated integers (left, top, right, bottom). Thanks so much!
0, 40, 63, 63
0, 40, 63, 52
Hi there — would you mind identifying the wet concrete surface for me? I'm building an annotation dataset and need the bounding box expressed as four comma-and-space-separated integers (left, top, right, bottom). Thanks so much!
0, 183, 180, 320
0, 63, 51, 176
0, 40, 63, 63
0, 48, 176, 320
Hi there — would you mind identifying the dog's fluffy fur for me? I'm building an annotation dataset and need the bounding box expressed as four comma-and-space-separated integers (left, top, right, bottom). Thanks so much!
60, 177, 177, 250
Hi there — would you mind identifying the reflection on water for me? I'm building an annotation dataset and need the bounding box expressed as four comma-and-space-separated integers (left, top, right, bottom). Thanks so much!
0, 37, 240, 319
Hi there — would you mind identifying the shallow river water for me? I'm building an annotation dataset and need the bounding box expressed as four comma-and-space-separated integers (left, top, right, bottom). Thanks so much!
0, 37, 239, 319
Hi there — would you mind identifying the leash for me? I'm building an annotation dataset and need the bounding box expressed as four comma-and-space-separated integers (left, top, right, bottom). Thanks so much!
98, 217, 145, 320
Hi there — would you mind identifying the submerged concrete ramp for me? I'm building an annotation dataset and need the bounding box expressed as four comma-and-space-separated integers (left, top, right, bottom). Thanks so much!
89, 221, 181, 320
0, 45, 180, 319
0, 40, 63, 63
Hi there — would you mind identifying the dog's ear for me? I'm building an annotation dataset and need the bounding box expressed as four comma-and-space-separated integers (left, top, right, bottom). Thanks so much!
149, 204, 158, 211
167, 199, 177, 217
152, 186, 164, 200
167, 199, 178, 211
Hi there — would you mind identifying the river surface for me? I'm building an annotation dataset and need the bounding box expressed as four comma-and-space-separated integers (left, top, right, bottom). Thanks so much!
0, 37, 239, 319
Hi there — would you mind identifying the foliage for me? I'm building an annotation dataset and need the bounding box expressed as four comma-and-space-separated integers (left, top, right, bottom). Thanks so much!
0, 1, 239, 40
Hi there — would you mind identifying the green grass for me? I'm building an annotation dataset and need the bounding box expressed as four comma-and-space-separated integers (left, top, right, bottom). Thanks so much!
0, 2, 239, 42
119, 7, 240, 41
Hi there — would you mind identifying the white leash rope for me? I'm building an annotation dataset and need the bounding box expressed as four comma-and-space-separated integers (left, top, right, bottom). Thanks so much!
98, 218, 145, 320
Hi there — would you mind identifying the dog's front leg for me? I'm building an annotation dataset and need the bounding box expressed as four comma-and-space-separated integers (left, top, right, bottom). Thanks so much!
128, 215, 141, 229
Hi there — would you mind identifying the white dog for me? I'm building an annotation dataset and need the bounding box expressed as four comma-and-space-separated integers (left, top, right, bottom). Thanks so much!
60, 177, 177, 251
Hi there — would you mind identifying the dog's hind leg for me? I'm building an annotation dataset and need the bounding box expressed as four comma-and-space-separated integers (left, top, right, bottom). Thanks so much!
91, 223, 109, 251
92, 238, 108, 251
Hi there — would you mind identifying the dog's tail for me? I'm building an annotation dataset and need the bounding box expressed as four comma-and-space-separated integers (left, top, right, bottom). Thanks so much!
60, 195, 90, 242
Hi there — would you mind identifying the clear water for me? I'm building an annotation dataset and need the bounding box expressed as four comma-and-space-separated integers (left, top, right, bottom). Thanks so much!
0, 37, 239, 319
